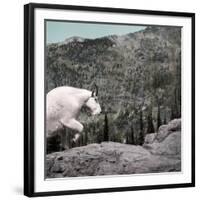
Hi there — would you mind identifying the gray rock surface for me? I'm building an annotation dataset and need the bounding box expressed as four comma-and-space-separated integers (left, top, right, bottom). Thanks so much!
46, 119, 181, 178
144, 133, 156, 144
155, 118, 181, 142
144, 131, 181, 158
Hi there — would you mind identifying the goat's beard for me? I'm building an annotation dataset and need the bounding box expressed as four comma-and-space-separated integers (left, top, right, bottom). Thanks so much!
81, 105, 101, 116
91, 107, 101, 115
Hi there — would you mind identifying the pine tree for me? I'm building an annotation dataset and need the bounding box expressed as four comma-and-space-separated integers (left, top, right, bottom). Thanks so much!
170, 103, 176, 120
80, 134, 84, 147
138, 110, 144, 145
84, 130, 88, 145
163, 112, 167, 124
130, 125, 135, 145
147, 108, 155, 134
175, 53, 181, 118
126, 132, 129, 144
157, 104, 162, 130
103, 113, 109, 141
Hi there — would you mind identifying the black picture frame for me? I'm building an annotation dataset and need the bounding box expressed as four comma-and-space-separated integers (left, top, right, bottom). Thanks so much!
24, 3, 195, 197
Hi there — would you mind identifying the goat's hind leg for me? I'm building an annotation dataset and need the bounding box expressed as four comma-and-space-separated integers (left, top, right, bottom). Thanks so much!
59, 128, 69, 151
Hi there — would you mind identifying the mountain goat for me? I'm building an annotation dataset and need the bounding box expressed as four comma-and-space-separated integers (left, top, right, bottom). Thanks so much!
46, 85, 101, 149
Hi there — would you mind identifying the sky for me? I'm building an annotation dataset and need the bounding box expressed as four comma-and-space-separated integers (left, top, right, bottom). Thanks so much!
46, 20, 146, 44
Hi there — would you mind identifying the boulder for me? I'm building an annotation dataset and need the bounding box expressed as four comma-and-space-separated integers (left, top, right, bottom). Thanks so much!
144, 133, 156, 144
144, 131, 181, 158
46, 141, 181, 178
46, 119, 181, 178
168, 118, 181, 131
155, 118, 181, 142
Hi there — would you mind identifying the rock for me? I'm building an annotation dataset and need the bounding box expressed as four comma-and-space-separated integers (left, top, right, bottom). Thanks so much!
46, 119, 181, 178
145, 131, 181, 158
155, 118, 181, 142
156, 125, 169, 142
168, 118, 181, 131
46, 140, 181, 178
144, 133, 156, 144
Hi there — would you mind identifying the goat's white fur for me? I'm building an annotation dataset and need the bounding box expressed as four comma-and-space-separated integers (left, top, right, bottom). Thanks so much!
46, 86, 101, 149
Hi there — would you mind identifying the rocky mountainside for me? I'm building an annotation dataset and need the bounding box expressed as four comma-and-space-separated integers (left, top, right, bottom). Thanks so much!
46, 26, 181, 150
46, 119, 181, 178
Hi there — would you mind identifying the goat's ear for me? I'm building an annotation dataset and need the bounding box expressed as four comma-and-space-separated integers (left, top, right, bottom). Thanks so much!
91, 90, 95, 97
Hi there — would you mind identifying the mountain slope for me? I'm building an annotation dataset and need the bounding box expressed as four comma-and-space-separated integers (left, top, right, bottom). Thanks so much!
46, 26, 181, 149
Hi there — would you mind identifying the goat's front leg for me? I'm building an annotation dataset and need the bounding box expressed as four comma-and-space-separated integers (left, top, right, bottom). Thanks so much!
60, 118, 84, 132
60, 118, 84, 146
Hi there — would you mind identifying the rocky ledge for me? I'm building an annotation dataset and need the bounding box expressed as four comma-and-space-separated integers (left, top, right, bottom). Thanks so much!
46, 119, 181, 178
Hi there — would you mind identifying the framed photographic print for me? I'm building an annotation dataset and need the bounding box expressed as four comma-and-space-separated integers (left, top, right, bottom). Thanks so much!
24, 3, 195, 197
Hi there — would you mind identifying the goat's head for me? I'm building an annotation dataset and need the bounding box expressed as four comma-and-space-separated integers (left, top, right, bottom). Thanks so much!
85, 84, 101, 115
